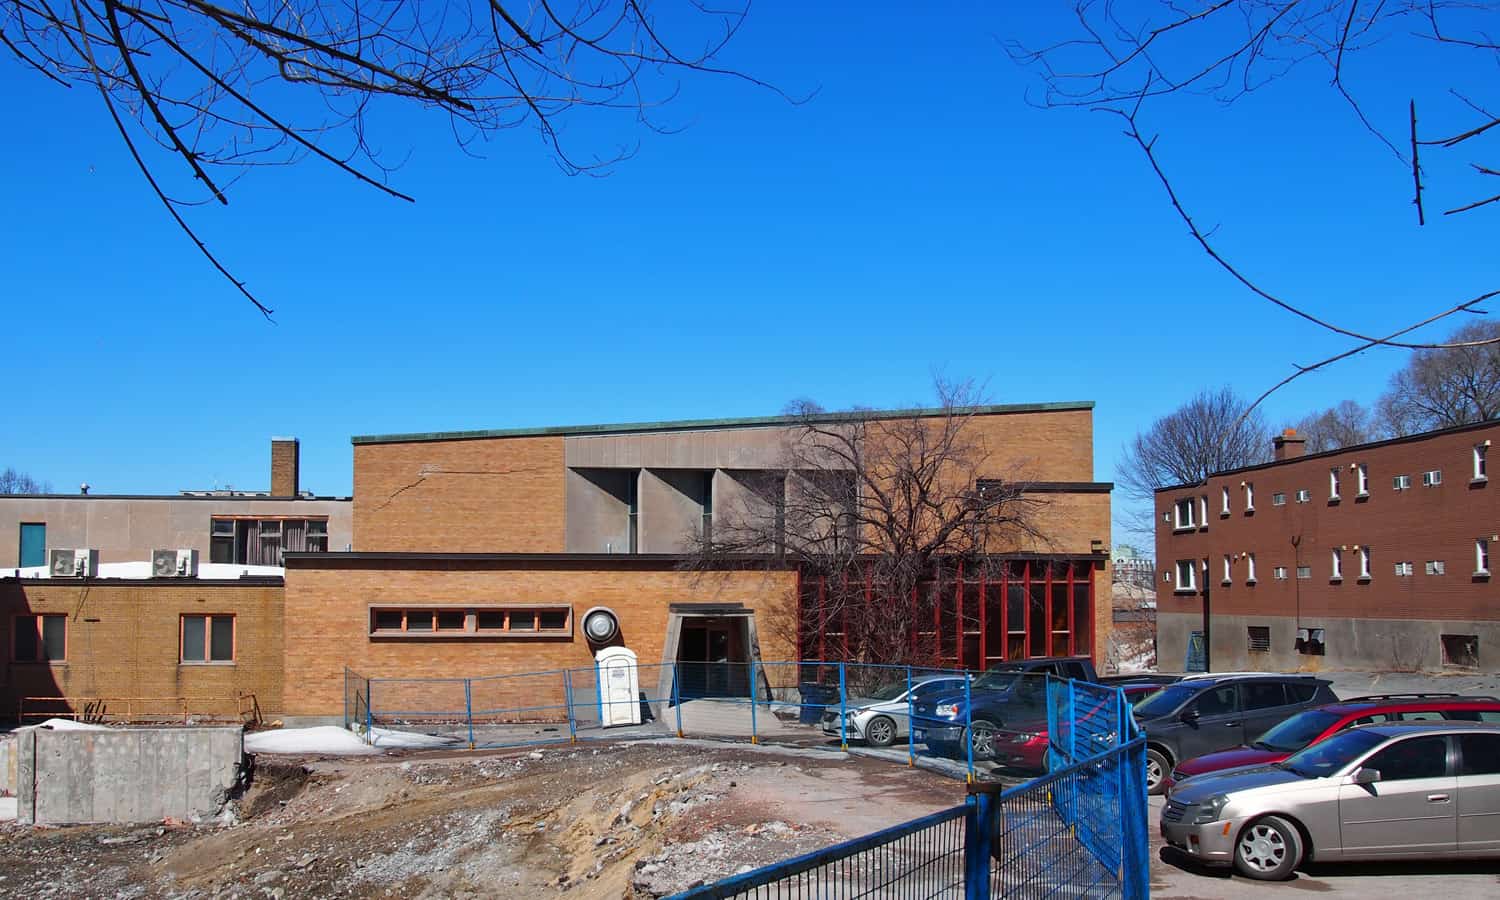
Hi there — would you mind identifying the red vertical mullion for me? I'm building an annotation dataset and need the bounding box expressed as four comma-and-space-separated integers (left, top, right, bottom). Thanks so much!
840, 568, 850, 662
1067, 562, 1076, 657
1044, 561, 1054, 658
978, 565, 988, 668
817, 575, 827, 662
955, 558, 965, 669
999, 563, 1008, 661
932, 562, 941, 663
1022, 560, 1031, 657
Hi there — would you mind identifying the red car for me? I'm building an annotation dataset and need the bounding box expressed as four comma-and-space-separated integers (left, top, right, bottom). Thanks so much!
1164, 692, 1500, 791
993, 681, 1169, 772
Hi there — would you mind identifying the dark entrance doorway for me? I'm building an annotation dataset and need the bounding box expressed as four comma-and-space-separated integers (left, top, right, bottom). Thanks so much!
676, 616, 750, 698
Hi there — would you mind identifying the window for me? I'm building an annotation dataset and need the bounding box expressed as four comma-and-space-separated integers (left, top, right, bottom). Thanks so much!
369, 606, 572, 637
1286, 682, 1318, 703
1222, 554, 1233, 585
1394, 561, 1413, 577
1441, 633, 1479, 669
1173, 498, 1197, 530
1422, 469, 1442, 487
1243, 681, 1287, 709
701, 471, 714, 544
1244, 482, 1255, 511
1296, 566, 1311, 580
1199, 496, 1208, 528
1174, 559, 1197, 592
19, 522, 46, 568
181, 615, 234, 663
1475, 444, 1489, 481
1221, 486, 1231, 516
1459, 734, 1500, 775
1272, 492, 1287, 506
1247, 626, 1271, 653
13, 614, 65, 662
1425, 560, 1446, 576
1357, 463, 1369, 496
1362, 736, 1448, 781
1295, 489, 1311, 503
1273, 566, 1288, 581
210, 517, 330, 565
626, 475, 640, 553
1359, 546, 1372, 579
1330, 549, 1342, 580
1393, 474, 1412, 491
1477, 539, 1490, 576
1329, 468, 1341, 500
1194, 685, 1239, 717
1246, 553, 1257, 583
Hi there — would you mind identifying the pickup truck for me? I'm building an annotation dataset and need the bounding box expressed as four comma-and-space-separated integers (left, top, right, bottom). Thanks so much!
912, 657, 1175, 767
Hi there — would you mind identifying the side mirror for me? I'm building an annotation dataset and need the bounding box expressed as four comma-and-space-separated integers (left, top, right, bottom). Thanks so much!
1354, 767, 1382, 785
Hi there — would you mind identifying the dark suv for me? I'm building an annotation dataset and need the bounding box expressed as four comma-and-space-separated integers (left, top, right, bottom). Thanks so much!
1133, 673, 1338, 794
1164, 692, 1500, 791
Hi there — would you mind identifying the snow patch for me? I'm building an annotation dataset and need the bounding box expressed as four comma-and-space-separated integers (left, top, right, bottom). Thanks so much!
244, 725, 462, 755
32, 718, 113, 731
0, 797, 16, 821
369, 727, 462, 749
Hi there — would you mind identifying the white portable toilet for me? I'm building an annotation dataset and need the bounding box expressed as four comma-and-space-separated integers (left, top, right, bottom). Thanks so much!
595, 645, 642, 727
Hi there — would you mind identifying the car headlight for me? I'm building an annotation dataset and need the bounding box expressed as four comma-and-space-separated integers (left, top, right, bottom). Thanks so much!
1006, 732, 1041, 744
935, 704, 961, 718
1190, 795, 1230, 825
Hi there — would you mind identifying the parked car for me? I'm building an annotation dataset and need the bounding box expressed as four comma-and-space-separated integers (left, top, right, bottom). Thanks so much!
818, 675, 968, 747
1134, 674, 1338, 794
1165, 693, 1500, 791
912, 657, 1098, 761
1160, 721, 1500, 880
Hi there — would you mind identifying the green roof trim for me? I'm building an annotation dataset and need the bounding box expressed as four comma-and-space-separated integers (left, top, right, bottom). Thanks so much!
351, 401, 1095, 446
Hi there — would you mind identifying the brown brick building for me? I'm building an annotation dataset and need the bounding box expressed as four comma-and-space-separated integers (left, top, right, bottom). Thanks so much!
1155, 421, 1500, 673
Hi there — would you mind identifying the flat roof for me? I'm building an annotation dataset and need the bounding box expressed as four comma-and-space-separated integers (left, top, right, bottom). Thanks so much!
0, 493, 351, 502
350, 401, 1096, 446
1154, 417, 1500, 492
283, 550, 1108, 567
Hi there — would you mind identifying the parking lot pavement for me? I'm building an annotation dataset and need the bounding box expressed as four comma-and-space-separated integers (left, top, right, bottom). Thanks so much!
1147, 795, 1500, 899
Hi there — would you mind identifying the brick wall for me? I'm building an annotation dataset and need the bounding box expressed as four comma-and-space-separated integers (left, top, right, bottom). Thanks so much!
282, 559, 798, 717
1157, 421, 1500, 626
966, 409, 1095, 482
353, 435, 567, 552
0, 579, 284, 718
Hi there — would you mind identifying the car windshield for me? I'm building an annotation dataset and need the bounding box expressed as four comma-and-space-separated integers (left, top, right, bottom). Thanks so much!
1280, 728, 1386, 778
1253, 710, 1341, 752
971, 671, 1025, 691
863, 682, 909, 702
1133, 684, 1200, 719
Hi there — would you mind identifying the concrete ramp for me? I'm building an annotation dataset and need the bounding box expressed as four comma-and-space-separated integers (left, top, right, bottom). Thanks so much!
15, 726, 244, 825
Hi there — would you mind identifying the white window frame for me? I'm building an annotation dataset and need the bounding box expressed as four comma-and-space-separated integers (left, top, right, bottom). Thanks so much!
1295, 488, 1311, 503
1477, 539, 1491, 577
1173, 497, 1197, 531
1359, 546, 1372, 579
1329, 468, 1341, 500
1246, 553, 1257, 584
1273, 566, 1288, 581
1425, 560, 1446, 576
1357, 464, 1369, 497
1394, 561, 1413, 577
1272, 492, 1287, 506
1296, 565, 1311, 580
1244, 482, 1255, 511
1199, 495, 1209, 528
1330, 549, 1342, 581
1393, 474, 1412, 491
1174, 559, 1198, 592
1221, 486, 1231, 516
1422, 470, 1442, 487
1222, 554, 1232, 585
1474, 444, 1488, 482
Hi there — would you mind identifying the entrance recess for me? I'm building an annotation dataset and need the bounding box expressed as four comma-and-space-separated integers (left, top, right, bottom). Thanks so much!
658, 603, 762, 702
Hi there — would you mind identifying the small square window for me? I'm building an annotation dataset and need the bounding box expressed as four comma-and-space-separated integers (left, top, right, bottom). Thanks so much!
1442, 634, 1480, 669
1393, 474, 1411, 491
1173, 498, 1197, 530
1295, 489, 1311, 503
1422, 470, 1442, 487
1426, 560, 1446, 576
475, 611, 506, 630
538, 610, 569, 631
405, 611, 435, 631
373, 610, 404, 631
1247, 626, 1271, 653
1395, 561, 1413, 576
1296, 566, 1311, 580
509, 610, 537, 631
1272, 492, 1286, 506
435, 611, 466, 631
1273, 566, 1288, 581
14, 614, 66, 663
181, 614, 234, 663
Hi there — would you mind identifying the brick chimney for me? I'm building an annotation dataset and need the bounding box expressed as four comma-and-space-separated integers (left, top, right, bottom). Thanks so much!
1273, 429, 1306, 461
271, 437, 300, 497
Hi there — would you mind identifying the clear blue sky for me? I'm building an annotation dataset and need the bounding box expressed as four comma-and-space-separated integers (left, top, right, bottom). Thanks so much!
4, 3, 1494, 543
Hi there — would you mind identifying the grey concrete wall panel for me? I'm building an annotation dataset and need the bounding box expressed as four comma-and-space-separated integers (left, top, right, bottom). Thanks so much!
638, 469, 708, 554
565, 426, 802, 471
565, 468, 634, 554
0, 497, 353, 567
17, 726, 243, 825
1157, 611, 1500, 674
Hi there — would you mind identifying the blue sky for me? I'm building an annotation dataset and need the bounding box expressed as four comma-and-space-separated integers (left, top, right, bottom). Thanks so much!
4, 2, 1494, 543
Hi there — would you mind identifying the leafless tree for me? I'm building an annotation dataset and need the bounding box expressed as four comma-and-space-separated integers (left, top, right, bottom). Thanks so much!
688, 380, 1046, 666
0, 467, 50, 494
1377, 319, 1500, 432
1012, 2, 1500, 422
1116, 387, 1270, 543
3, 0, 784, 316
1290, 400, 1376, 453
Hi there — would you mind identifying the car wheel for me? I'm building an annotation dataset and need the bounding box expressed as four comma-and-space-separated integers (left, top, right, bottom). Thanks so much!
865, 715, 898, 747
1233, 815, 1303, 881
968, 719, 1001, 760
1145, 748, 1170, 795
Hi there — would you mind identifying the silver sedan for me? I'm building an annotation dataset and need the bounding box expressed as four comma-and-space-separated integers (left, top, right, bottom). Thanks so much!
819, 676, 967, 747
1160, 721, 1500, 880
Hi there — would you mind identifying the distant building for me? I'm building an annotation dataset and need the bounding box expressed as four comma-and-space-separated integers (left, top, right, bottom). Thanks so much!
1155, 423, 1500, 673
2, 438, 352, 570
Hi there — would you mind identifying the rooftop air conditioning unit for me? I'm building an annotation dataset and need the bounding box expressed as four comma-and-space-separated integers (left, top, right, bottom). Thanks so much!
48, 548, 98, 578
151, 548, 200, 578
